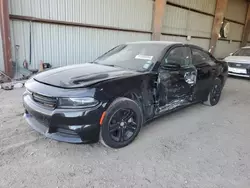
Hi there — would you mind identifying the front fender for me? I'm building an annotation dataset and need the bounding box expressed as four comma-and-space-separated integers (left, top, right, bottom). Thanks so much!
95, 73, 156, 120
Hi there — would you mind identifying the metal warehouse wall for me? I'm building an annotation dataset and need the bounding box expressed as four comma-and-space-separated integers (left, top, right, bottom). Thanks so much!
10, 20, 150, 69
225, 0, 247, 23
0, 33, 4, 72
9, 0, 153, 31
7, 0, 250, 68
215, 0, 247, 58
161, 35, 210, 49
9, 0, 153, 69
167, 0, 216, 14
214, 40, 241, 58
161, 0, 216, 50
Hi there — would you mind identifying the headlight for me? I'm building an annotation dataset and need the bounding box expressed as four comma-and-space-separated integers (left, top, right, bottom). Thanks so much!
58, 97, 99, 108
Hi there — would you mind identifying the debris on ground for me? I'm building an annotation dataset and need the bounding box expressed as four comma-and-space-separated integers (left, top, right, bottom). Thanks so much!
0, 70, 27, 90
1, 81, 26, 90
1, 78, 250, 188
13, 82, 24, 89
0, 71, 11, 83
0, 61, 53, 90
0, 83, 14, 90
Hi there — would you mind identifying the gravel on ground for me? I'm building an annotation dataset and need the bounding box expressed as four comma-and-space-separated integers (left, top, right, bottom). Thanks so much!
0, 77, 250, 188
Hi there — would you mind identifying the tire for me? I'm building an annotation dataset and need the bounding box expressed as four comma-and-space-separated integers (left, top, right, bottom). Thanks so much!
100, 97, 143, 148
203, 78, 222, 106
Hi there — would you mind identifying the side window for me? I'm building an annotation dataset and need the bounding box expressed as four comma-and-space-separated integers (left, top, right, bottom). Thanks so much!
164, 47, 191, 67
192, 48, 212, 65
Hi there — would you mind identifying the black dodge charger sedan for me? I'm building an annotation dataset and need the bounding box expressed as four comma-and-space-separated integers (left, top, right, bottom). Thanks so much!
23, 41, 228, 148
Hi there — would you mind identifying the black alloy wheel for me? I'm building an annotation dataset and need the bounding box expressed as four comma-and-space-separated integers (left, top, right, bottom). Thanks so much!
100, 97, 143, 148
210, 83, 222, 105
204, 78, 222, 106
108, 108, 138, 142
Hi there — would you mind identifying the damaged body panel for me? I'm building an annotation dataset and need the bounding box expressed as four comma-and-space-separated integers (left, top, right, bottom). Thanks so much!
23, 41, 228, 148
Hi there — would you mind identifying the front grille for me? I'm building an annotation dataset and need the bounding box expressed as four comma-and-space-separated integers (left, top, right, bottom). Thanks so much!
32, 93, 57, 108
56, 128, 79, 138
57, 128, 78, 135
228, 62, 249, 68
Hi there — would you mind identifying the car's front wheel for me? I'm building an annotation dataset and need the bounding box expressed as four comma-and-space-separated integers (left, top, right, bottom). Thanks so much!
100, 97, 143, 148
203, 78, 222, 106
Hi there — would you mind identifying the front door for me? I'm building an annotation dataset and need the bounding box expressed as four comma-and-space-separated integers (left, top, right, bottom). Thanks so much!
157, 46, 197, 111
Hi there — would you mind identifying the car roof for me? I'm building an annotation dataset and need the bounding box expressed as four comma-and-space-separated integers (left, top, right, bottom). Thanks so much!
126, 41, 182, 45
126, 41, 204, 50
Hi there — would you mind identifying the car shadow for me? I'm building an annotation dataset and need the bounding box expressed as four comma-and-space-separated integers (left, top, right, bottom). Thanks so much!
227, 75, 249, 81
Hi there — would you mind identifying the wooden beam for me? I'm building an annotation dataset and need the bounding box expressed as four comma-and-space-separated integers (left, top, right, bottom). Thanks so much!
0, 0, 12, 77
241, 3, 250, 47
152, 0, 166, 40
209, 0, 228, 54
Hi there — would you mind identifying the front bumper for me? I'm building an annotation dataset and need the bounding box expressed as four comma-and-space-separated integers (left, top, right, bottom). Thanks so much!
228, 72, 250, 78
227, 62, 250, 78
23, 93, 102, 144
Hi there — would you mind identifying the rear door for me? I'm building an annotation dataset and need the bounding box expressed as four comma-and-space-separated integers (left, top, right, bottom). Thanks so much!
191, 47, 216, 100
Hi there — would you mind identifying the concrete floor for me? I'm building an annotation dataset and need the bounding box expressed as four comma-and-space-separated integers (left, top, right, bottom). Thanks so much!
0, 77, 250, 188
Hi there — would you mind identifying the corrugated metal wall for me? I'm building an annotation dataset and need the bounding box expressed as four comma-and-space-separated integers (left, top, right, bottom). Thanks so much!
225, 0, 247, 24
162, 1, 215, 50
215, 41, 240, 58
7, 0, 249, 66
161, 35, 210, 50
9, 0, 153, 69
9, 0, 153, 31
11, 20, 151, 69
215, 0, 247, 58
163, 5, 213, 38
0, 33, 4, 71
228, 22, 244, 41
167, 0, 216, 14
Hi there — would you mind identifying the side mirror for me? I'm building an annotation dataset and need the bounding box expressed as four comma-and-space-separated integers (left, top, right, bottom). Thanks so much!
161, 62, 181, 70
229, 53, 233, 56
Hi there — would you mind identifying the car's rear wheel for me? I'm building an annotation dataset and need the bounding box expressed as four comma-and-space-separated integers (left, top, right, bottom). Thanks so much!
100, 97, 143, 148
203, 78, 222, 106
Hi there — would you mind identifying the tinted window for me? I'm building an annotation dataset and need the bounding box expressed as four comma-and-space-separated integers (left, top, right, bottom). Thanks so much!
94, 43, 167, 72
233, 48, 250, 56
192, 48, 212, 65
164, 47, 191, 67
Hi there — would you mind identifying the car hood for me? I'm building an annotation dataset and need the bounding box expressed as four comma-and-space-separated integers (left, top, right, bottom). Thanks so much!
224, 56, 250, 64
33, 63, 140, 89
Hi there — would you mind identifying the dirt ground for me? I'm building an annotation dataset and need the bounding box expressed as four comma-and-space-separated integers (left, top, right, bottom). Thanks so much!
0, 77, 250, 188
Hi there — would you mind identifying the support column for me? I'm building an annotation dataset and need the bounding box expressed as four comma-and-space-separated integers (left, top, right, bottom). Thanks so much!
209, 0, 228, 54
0, 0, 12, 77
241, 3, 250, 47
152, 0, 166, 41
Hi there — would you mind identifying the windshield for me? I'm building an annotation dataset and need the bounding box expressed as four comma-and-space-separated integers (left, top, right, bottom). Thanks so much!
93, 43, 166, 72
233, 48, 250, 56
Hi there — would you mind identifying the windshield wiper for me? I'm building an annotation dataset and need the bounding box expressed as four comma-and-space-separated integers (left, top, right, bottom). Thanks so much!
95, 63, 119, 68
105, 64, 116, 67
